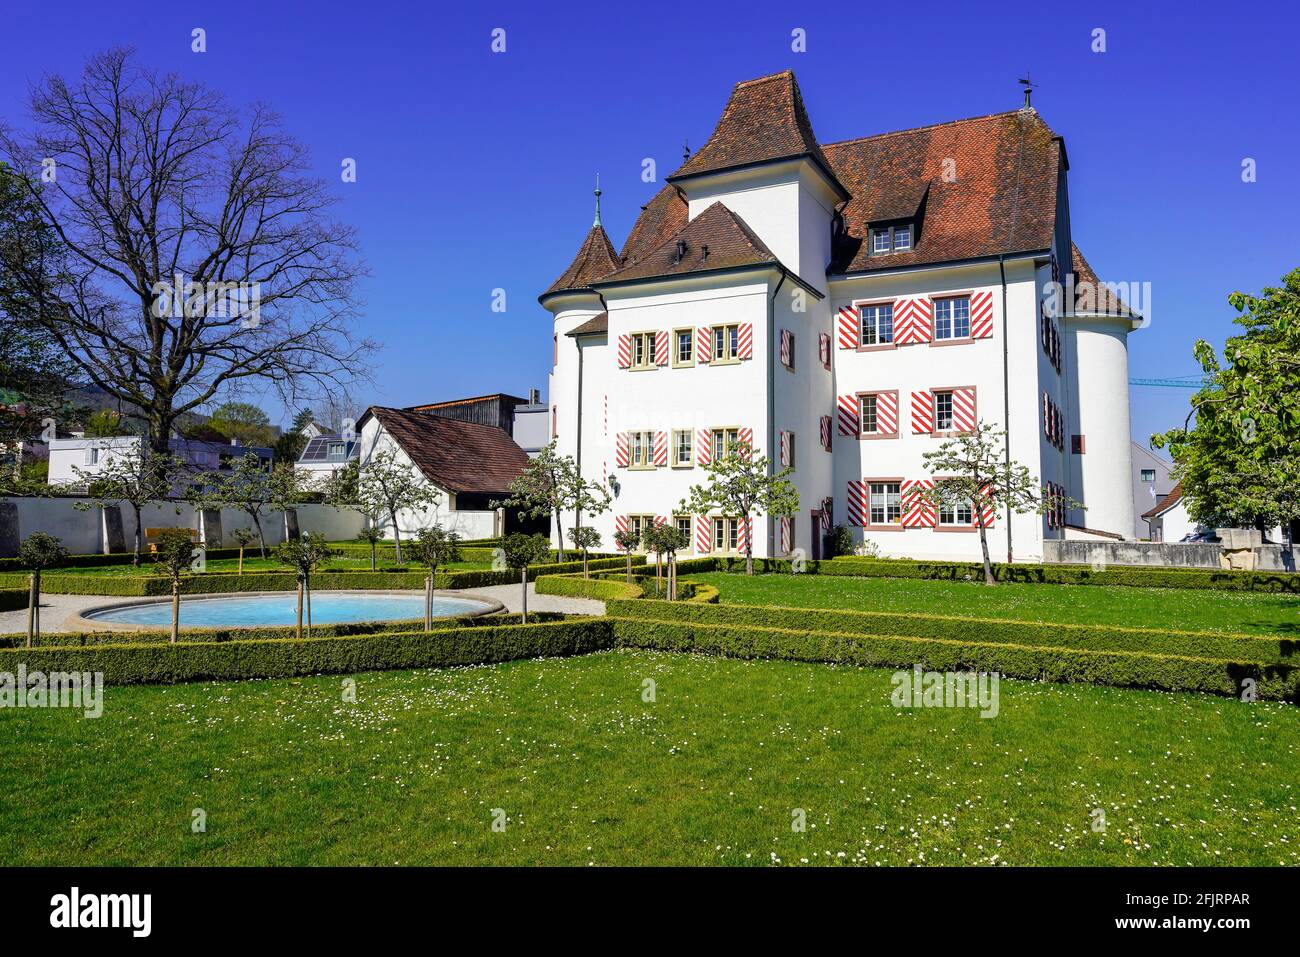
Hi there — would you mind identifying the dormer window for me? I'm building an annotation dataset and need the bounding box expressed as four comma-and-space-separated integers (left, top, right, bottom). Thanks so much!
870, 223, 913, 255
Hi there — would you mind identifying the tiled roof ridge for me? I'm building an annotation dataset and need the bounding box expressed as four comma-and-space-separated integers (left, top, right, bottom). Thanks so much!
822, 109, 1047, 151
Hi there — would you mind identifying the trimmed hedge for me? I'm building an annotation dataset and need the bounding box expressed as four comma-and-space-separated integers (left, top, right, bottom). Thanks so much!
0, 618, 615, 685
822, 557, 1300, 592
610, 616, 1298, 701
605, 598, 1299, 665
0, 588, 27, 612
0, 611, 567, 648
536, 575, 644, 601
0, 547, 247, 573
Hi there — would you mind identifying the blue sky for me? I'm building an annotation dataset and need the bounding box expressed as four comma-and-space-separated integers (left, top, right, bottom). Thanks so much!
2, 0, 1296, 452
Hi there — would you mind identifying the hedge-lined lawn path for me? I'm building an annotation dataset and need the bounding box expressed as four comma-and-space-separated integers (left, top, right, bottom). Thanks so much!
0, 583, 602, 636
49, 557, 493, 576
1, 649, 1295, 866
693, 572, 1300, 636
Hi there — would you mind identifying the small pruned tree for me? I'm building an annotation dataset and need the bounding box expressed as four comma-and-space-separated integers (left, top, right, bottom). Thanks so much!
567, 526, 601, 579
232, 528, 256, 575
189, 452, 301, 558
71, 447, 185, 564
642, 522, 687, 600
494, 442, 610, 563
151, 528, 197, 643
275, 533, 338, 639
408, 526, 462, 631
679, 442, 800, 575
356, 523, 386, 571
500, 532, 550, 623
18, 532, 68, 646
921, 421, 1080, 585
355, 444, 438, 564
613, 526, 640, 584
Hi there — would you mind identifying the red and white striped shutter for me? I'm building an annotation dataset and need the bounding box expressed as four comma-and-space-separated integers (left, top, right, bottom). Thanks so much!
819, 332, 831, 368
978, 483, 996, 528
953, 387, 977, 433
901, 479, 936, 528
837, 306, 858, 349
819, 415, 832, 452
837, 394, 859, 435
737, 323, 753, 360
1042, 393, 1050, 441
615, 514, 628, 536
654, 515, 668, 528
696, 429, 712, 466
695, 515, 711, 553
615, 432, 629, 468
737, 427, 754, 458
895, 298, 933, 344
780, 516, 792, 555
696, 326, 712, 362
737, 517, 751, 552
877, 391, 899, 435
779, 329, 792, 368
653, 431, 668, 467
846, 480, 867, 526
617, 334, 631, 369
913, 298, 933, 342
970, 291, 994, 339
778, 430, 790, 467
910, 390, 934, 433
654, 331, 669, 366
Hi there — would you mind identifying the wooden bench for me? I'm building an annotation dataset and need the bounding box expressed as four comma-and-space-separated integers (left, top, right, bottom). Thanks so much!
144, 527, 201, 553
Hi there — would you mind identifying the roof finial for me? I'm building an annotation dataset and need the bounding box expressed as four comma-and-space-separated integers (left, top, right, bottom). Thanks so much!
593, 173, 602, 228
1018, 71, 1037, 111
682, 140, 690, 162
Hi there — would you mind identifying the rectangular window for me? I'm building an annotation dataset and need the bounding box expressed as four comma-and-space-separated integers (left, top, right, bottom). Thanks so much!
893, 224, 911, 251
672, 429, 692, 467
871, 224, 913, 254
674, 328, 694, 366
783, 432, 796, 469
630, 430, 654, 468
934, 297, 970, 340
630, 332, 655, 370
1140, 468, 1155, 483
934, 390, 954, 432
712, 516, 740, 554
869, 482, 901, 526
872, 230, 891, 254
1072, 434, 1086, 455
861, 303, 894, 346
939, 501, 973, 526
712, 324, 740, 362
860, 394, 878, 434
674, 515, 692, 552
781, 330, 795, 370
711, 427, 740, 460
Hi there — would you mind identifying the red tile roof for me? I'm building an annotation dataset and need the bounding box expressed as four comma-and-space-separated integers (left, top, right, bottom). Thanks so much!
541, 224, 621, 300
668, 71, 845, 197
1072, 243, 1137, 317
825, 110, 1061, 274
566, 312, 608, 337
361, 406, 529, 496
597, 201, 779, 285
619, 184, 688, 265
1142, 482, 1183, 520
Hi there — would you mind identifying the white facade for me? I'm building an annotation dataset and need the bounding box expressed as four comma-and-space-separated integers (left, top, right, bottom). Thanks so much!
47, 435, 272, 488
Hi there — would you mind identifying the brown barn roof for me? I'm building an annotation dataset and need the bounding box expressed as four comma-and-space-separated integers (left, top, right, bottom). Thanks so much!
1072, 243, 1137, 317
668, 71, 845, 197
1142, 483, 1184, 520
541, 224, 621, 300
362, 406, 529, 496
598, 201, 779, 285
825, 110, 1061, 274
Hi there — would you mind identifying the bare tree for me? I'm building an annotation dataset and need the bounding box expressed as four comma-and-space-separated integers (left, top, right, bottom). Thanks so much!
0, 48, 374, 457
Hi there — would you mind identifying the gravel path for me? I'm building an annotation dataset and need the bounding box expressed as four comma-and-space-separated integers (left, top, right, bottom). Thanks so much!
0, 583, 603, 636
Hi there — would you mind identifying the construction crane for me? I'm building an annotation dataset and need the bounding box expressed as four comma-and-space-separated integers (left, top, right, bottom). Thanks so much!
1128, 375, 1213, 389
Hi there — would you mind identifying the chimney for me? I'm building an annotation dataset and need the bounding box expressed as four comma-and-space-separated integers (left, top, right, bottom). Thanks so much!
529, 388, 541, 405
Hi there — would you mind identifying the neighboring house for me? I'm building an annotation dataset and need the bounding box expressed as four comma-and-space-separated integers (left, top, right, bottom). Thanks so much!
295, 432, 359, 484
404, 390, 549, 456
47, 435, 273, 488
356, 406, 535, 541
1130, 441, 1174, 540
543, 70, 1143, 562
1143, 483, 1197, 542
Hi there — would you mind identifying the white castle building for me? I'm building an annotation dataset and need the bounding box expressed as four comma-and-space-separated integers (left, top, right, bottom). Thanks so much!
541, 71, 1141, 562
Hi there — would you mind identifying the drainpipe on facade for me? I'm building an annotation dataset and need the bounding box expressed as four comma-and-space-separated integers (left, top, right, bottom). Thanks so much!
767, 271, 787, 560
998, 255, 1013, 565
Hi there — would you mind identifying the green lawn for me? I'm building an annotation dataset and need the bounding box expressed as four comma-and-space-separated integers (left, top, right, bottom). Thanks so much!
1, 650, 1295, 866
50, 556, 492, 576
692, 571, 1300, 636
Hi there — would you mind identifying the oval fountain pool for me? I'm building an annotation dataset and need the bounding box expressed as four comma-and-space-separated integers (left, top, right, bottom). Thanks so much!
81, 591, 495, 628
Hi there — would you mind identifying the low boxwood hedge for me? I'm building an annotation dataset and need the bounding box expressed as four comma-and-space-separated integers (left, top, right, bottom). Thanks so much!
821, 557, 1300, 592
0, 611, 568, 648
0, 618, 614, 685
0, 547, 247, 573
610, 616, 1298, 701
536, 575, 644, 601
606, 599, 1297, 664
0, 588, 27, 613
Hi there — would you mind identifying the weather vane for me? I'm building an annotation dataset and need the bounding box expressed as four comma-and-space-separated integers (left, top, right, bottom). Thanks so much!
1018, 72, 1038, 110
